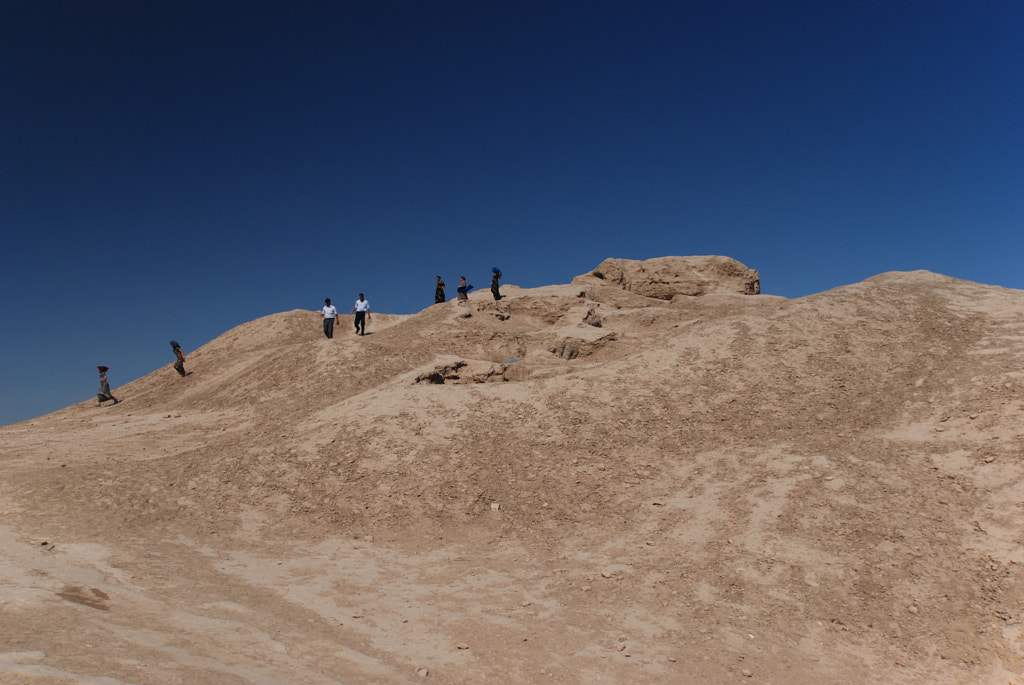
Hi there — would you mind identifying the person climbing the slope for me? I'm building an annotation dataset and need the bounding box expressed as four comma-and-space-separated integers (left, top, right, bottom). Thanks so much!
171, 341, 187, 377
350, 293, 371, 335
435, 276, 446, 304
96, 366, 120, 406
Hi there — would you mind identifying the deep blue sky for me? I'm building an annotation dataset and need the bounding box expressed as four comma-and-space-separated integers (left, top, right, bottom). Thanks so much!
2, 1, 1021, 426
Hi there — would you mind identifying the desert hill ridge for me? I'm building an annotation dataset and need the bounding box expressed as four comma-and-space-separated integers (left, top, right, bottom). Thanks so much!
2, 256, 1024, 684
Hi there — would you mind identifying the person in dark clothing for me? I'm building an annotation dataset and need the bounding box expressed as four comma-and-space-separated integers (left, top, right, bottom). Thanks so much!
96, 366, 119, 406
171, 341, 186, 376
435, 276, 446, 304
490, 267, 502, 300
457, 276, 472, 303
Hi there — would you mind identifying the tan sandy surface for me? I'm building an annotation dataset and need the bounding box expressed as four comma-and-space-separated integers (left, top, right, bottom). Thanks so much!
2, 260, 1024, 684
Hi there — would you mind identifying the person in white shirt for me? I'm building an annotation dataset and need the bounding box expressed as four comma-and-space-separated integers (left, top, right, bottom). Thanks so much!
350, 294, 371, 335
321, 298, 339, 339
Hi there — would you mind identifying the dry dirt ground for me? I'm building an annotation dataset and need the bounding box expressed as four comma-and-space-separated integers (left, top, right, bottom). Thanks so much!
2, 259, 1024, 684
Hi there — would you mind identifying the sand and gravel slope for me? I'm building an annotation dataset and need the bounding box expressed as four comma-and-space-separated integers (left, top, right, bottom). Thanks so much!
2, 259, 1024, 684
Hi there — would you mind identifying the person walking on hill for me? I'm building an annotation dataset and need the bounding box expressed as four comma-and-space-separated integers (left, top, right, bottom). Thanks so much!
350, 293, 371, 335
456, 276, 472, 303
321, 298, 339, 338
171, 341, 187, 377
490, 267, 502, 301
96, 366, 120, 406
435, 276, 446, 304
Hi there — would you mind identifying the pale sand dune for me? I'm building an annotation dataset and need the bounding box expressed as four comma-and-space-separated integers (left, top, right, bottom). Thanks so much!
2, 257, 1023, 684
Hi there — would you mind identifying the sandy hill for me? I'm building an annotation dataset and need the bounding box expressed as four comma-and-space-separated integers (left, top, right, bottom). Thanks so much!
2, 256, 1023, 684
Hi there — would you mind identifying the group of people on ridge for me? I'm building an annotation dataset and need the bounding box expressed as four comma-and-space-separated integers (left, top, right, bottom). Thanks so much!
98, 268, 506, 406
435, 268, 502, 305
322, 269, 502, 341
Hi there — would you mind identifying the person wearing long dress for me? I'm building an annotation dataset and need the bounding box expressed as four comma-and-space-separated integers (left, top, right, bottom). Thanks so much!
490, 267, 502, 300
456, 276, 472, 303
171, 341, 186, 376
96, 366, 119, 406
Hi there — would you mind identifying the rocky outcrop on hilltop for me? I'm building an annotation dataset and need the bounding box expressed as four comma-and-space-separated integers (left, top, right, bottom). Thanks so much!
572, 255, 761, 299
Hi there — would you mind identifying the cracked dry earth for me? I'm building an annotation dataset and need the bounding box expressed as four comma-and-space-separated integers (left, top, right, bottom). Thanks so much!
2, 264, 1024, 684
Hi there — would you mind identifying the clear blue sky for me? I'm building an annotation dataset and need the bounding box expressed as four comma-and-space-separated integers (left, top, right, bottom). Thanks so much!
2, 1, 1021, 426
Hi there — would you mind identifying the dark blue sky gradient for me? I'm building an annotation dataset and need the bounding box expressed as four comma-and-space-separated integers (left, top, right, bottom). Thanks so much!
2, 1, 1021, 425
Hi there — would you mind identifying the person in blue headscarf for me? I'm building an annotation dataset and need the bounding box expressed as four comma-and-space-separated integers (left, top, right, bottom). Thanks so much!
171, 341, 186, 377
457, 276, 473, 303
490, 267, 502, 301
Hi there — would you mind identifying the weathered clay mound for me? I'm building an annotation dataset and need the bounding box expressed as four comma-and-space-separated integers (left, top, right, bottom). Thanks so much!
2, 261, 1024, 685
572, 255, 761, 299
